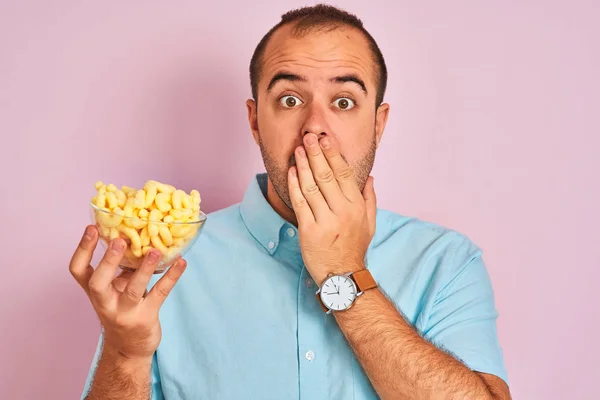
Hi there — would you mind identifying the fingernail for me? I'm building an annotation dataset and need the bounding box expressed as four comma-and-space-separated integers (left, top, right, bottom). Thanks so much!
305, 134, 317, 145
290, 167, 297, 178
147, 250, 160, 263
297, 147, 306, 158
84, 226, 95, 240
320, 138, 330, 148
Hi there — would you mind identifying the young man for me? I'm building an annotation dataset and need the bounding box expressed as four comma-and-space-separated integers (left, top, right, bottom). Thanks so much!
74, 5, 511, 399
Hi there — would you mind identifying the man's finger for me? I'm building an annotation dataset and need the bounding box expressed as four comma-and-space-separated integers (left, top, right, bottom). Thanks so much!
303, 134, 347, 212
288, 166, 315, 226
119, 249, 162, 310
88, 238, 125, 305
320, 137, 362, 203
69, 225, 98, 295
112, 270, 135, 293
362, 176, 377, 236
145, 259, 187, 310
295, 145, 331, 222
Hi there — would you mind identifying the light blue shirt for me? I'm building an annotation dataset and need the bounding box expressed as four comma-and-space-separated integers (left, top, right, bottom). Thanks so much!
81, 173, 508, 399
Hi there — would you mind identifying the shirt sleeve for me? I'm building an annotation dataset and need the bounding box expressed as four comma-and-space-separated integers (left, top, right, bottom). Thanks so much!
80, 333, 164, 399
80, 333, 103, 400
422, 253, 509, 386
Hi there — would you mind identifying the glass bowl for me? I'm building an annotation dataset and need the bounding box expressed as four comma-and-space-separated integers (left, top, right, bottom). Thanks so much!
90, 203, 207, 273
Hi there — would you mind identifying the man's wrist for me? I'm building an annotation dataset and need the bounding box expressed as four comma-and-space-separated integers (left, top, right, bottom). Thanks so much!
312, 261, 366, 287
101, 342, 153, 373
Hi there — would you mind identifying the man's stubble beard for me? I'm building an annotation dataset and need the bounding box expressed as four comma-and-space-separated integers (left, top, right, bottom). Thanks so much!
257, 130, 377, 211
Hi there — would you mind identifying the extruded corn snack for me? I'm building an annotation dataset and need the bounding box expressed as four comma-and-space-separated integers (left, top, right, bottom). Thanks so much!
92, 180, 203, 269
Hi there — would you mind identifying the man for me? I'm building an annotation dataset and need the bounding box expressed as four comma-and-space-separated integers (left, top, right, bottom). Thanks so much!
74, 4, 511, 399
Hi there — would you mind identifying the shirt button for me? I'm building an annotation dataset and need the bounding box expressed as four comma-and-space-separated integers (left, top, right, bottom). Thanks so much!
287, 228, 296, 237
268, 241, 275, 249
305, 278, 313, 288
305, 350, 315, 361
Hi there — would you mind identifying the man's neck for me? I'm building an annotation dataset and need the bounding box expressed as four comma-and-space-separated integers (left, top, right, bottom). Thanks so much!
266, 176, 298, 227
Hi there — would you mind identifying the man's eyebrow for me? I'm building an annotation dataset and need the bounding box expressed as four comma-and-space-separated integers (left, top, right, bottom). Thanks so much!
265, 72, 368, 96
266, 73, 307, 93
331, 75, 368, 95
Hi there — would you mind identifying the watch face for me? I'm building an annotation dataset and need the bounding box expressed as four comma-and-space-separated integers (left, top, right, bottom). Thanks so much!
320, 275, 357, 311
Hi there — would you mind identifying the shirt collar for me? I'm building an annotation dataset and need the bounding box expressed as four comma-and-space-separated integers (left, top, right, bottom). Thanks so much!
240, 173, 289, 255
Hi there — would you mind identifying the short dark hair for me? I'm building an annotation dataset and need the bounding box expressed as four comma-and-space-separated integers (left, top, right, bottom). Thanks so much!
249, 4, 388, 106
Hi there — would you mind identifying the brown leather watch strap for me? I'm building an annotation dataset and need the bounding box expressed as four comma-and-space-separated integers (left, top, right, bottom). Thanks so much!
351, 269, 377, 293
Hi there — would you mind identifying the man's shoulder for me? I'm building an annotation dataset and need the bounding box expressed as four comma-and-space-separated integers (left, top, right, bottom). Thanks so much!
200, 202, 246, 234
205, 202, 243, 222
180, 202, 248, 262
374, 207, 483, 264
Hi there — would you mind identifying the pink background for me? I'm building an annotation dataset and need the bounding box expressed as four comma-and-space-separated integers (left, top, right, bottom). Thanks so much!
1, 1, 598, 399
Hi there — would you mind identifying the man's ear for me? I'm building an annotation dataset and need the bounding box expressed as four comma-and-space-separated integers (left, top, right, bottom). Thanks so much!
374, 103, 390, 149
246, 99, 259, 145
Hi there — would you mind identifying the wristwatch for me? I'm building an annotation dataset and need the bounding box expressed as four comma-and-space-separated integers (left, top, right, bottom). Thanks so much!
315, 269, 378, 314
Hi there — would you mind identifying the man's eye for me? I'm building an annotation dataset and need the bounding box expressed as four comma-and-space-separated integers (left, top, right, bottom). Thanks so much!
333, 97, 355, 110
279, 95, 303, 108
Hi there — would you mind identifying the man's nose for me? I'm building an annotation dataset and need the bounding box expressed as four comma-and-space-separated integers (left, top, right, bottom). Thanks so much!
300, 102, 331, 139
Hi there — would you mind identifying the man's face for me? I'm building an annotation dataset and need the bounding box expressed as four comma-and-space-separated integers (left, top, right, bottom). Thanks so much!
247, 24, 389, 210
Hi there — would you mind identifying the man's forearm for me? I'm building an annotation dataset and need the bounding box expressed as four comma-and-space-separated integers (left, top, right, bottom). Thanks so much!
86, 344, 152, 400
334, 285, 494, 400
